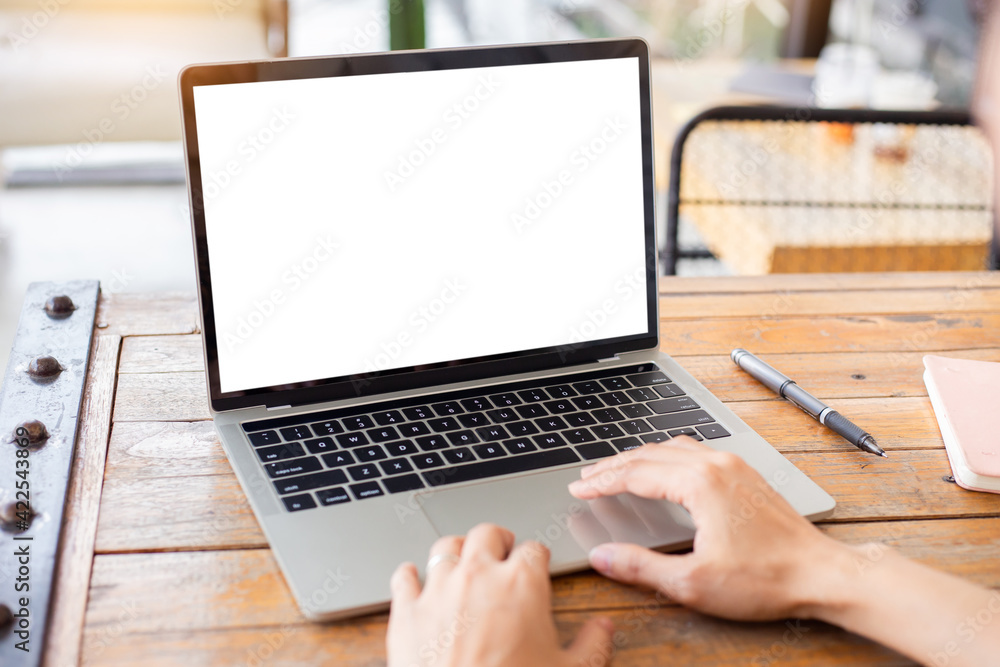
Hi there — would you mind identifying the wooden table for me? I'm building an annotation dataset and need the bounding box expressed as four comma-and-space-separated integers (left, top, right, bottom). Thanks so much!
44, 272, 1000, 666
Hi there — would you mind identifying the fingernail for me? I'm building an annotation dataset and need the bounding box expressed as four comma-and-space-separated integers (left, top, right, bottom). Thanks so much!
597, 616, 615, 632
589, 545, 613, 573
579, 464, 595, 477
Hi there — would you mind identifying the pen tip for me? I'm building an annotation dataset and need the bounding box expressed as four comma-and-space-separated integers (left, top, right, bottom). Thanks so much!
879, 451, 888, 458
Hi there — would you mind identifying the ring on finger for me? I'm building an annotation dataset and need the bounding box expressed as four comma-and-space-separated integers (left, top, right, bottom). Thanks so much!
427, 553, 460, 572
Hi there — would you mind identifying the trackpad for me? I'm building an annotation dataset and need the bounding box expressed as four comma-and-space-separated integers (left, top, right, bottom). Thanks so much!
416, 467, 696, 571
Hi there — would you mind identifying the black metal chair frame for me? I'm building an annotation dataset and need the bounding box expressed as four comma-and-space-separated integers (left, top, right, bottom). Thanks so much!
662, 105, 999, 275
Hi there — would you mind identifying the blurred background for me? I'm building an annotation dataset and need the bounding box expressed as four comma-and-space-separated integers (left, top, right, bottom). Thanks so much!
0, 0, 992, 357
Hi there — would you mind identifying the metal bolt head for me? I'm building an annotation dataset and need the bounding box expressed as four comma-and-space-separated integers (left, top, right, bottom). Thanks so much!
0, 501, 35, 533
12, 420, 49, 446
27, 355, 63, 380
44, 295, 76, 319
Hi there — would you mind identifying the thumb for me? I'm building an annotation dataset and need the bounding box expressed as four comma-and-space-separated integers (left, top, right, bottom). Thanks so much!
565, 616, 615, 667
589, 542, 692, 592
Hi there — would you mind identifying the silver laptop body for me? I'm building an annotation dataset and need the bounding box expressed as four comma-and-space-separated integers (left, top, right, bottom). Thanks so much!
179, 39, 835, 621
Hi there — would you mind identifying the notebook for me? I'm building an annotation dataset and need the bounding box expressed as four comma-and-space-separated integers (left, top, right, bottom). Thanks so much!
923, 355, 1000, 493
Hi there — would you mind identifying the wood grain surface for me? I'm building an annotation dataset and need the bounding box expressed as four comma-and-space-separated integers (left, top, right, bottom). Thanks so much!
56, 273, 1000, 666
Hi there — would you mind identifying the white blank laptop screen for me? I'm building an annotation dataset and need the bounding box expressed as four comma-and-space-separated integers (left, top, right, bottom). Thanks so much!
194, 57, 649, 394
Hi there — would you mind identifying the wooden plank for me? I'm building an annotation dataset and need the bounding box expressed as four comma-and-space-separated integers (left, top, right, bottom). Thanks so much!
658, 271, 1000, 295
93, 447, 999, 554
105, 421, 225, 480
660, 312, 1000, 357
658, 287, 1000, 319
113, 372, 210, 422
43, 335, 121, 667
118, 335, 205, 374
95, 292, 199, 337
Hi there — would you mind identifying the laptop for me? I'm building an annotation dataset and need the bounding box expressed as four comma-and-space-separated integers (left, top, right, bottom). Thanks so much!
178, 38, 835, 621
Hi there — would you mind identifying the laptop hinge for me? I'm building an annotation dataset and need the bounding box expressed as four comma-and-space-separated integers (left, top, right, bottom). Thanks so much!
266, 404, 293, 411
597, 355, 621, 363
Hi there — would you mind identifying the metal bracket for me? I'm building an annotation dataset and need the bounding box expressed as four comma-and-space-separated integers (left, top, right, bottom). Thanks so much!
0, 281, 99, 665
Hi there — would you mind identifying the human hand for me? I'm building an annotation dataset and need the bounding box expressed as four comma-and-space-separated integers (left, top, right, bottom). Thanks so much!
567, 437, 853, 621
386, 523, 615, 667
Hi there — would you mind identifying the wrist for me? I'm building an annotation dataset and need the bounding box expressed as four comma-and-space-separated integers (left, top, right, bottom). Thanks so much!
792, 536, 877, 625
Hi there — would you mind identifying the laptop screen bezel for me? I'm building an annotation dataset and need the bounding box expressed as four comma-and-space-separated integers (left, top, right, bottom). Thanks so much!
180, 38, 660, 412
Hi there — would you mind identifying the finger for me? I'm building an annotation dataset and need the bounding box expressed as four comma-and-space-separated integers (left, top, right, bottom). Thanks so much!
655, 434, 705, 451
577, 439, 706, 481
589, 542, 694, 594
390, 561, 421, 607
565, 617, 616, 667
569, 459, 703, 507
508, 539, 551, 575
462, 523, 515, 562
425, 535, 464, 581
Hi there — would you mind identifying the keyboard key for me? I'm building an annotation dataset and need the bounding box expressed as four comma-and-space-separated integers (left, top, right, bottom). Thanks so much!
564, 429, 595, 444
356, 445, 387, 462
535, 416, 568, 432
627, 371, 670, 386
458, 413, 489, 428
517, 388, 549, 402
565, 412, 597, 427
621, 403, 652, 418
317, 487, 351, 505
304, 437, 336, 454
447, 430, 479, 446
443, 447, 476, 464
417, 435, 450, 451
547, 384, 577, 398
593, 408, 625, 423
649, 396, 700, 414
645, 432, 671, 443
413, 452, 445, 469
380, 458, 415, 475
669, 427, 704, 441
347, 463, 381, 481
428, 417, 461, 432
387, 440, 420, 456
311, 421, 344, 435
572, 380, 604, 394
486, 408, 519, 423
273, 469, 348, 495
383, 474, 425, 494
403, 406, 433, 420
490, 392, 521, 407
621, 419, 653, 435
280, 425, 312, 441
626, 387, 659, 402
503, 438, 537, 455
533, 433, 568, 449
473, 443, 507, 459
696, 423, 731, 439
611, 436, 643, 452
322, 450, 356, 467
337, 432, 369, 448
654, 383, 686, 398
475, 425, 508, 442
343, 415, 376, 431
507, 421, 539, 437
572, 395, 604, 411
368, 427, 400, 443
432, 401, 464, 416
599, 391, 629, 406
544, 399, 575, 414
265, 456, 322, 478
576, 442, 616, 460
515, 404, 547, 419
460, 397, 493, 412
592, 424, 625, 439
282, 494, 317, 512
349, 481, 384, 500
256, 442, 306, 463
373, 410, 404, 426
247, 430, 281, 447
422, 448, 580, 487
599, 377, 632, 391
648, 410, 715, 430
400, 422, 431, 437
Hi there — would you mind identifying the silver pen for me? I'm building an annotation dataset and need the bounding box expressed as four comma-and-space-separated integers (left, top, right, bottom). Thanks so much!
731, 348, 886, 458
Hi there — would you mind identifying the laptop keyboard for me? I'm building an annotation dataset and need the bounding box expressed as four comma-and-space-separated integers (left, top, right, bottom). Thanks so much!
241, 363, 731, 512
